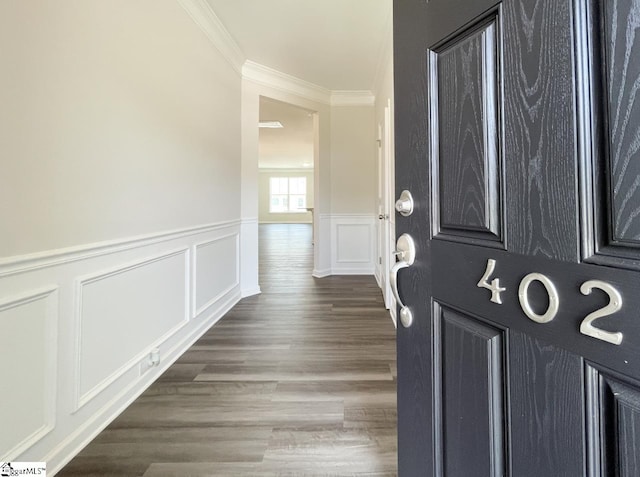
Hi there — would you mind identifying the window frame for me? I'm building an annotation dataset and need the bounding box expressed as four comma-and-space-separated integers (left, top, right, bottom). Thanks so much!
269, 176, 307, 214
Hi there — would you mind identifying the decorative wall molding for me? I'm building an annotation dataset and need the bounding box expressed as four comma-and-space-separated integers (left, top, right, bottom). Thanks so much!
176, 1, 379, 107
318, 214, 377, 275
331, 90, 375, 107
0, 219, 241, 278
192, 233, 240, 318
241, 217, 259, 225
47, 288, 240, 475
259, 220, 312, 224
0, 286, 58, 461
176, 0, 245, 74
243, 60, 331, 104
243, 60, 376, 107
336, 224, 373, 264
0, 222, 244, 469
0, 285, 58, 313
72, 248, 191, 412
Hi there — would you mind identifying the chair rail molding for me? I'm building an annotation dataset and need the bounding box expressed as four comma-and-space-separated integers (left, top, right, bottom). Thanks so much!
0, 220, 241, 278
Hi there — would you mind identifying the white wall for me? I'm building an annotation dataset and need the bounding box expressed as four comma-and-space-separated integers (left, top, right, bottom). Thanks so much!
330, 106, 377, 215
0, 1, 241, 258
322, 104, 377, 275
0, 1, 243, 472
258, 169, 314, 223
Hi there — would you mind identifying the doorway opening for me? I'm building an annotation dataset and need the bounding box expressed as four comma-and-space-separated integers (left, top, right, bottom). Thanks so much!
257, 96, 317, 284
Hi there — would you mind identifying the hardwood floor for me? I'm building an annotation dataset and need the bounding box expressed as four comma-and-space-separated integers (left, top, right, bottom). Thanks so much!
59, 224, 397, 476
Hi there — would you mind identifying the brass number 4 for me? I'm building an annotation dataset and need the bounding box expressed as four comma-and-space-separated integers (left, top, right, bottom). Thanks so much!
477, 259, 506, 305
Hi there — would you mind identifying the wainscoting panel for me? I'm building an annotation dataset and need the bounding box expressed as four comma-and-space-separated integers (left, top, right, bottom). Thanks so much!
0, 287, 57, 461
337, 224, 372, 263
194, 233, 239, 317
74, 249, 190, 411
328, 215, 376, 275
0, 220, 242, 471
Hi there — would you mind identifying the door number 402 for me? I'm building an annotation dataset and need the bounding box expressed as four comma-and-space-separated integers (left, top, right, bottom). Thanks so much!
477, 259, 624, 346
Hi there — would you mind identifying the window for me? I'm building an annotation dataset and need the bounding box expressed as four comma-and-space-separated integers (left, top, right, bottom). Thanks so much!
270, 177, 307, 213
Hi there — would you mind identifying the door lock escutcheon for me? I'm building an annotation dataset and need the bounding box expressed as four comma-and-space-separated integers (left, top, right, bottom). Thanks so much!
390, 233, 416, 328
395, 190, 414, 216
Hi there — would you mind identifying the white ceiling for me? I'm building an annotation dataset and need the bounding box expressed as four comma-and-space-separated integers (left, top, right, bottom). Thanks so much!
259, 97, 314, 169
205, 0, 392, 91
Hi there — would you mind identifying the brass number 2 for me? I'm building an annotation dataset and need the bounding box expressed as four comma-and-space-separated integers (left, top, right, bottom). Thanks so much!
580, 280, 623, 345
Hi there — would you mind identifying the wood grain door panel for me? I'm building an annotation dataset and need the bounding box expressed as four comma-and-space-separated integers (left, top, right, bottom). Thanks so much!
395, 0, 640, 475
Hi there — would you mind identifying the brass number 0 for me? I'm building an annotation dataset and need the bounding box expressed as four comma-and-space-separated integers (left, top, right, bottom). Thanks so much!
580, 280, 623, 345
518, 273, 560, 323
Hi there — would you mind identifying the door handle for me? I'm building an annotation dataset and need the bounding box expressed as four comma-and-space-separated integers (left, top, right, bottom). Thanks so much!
390, 233, 416, 328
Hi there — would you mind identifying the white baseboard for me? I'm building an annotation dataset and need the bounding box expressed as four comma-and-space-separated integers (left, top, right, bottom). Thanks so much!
312, 268, 331, 278
241, 286, 261, 298
329, 267, 376, 275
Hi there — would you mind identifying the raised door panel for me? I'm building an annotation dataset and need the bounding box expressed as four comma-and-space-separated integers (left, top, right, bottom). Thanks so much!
435, 305, 506, 477
509, 330, 585, 476
587, 366, 640, 476
617, 390, 640, 476
503, 0, 580, 262
605, 0, 640, 246
579, 0, 640, 268
430, 13, 504, 246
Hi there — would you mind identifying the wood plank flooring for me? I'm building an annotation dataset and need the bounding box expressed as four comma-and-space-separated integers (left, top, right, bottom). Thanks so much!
59, 223, 397, 476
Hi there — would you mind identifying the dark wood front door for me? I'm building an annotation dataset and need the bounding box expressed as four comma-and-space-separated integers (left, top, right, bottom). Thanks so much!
394, 0, 640, 475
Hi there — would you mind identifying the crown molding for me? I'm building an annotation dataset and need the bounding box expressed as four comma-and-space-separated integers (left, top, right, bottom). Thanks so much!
330, 90, 375, 106
177, 0, 245, 74
177, 1, 379, 105
243, 61, 375, 106
242, 60, 332, 104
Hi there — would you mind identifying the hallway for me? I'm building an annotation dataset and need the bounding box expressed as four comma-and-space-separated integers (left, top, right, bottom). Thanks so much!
60, 224, 398, 476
